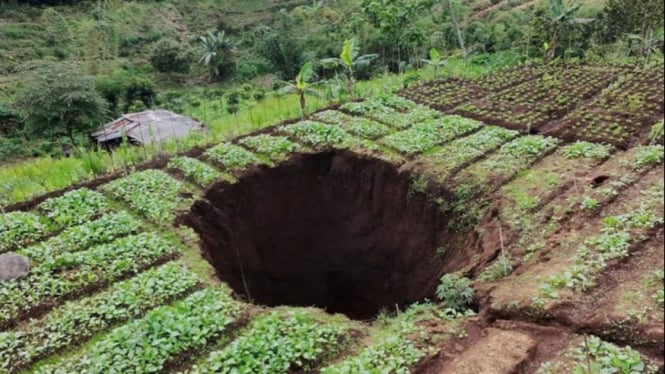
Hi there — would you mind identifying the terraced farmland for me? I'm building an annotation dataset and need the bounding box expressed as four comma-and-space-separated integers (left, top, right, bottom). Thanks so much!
1, 62, 663, 373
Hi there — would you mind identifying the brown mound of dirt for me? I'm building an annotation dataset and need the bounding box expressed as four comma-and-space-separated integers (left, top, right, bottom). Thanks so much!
184, 150, 476, 319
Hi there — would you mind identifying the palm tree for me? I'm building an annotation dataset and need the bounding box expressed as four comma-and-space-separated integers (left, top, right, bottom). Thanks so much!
421, 48, 447, 77
540, 0, 593, 61
321, 37, 378, 98
279, 62, 320, 120
199, 30, 233, 79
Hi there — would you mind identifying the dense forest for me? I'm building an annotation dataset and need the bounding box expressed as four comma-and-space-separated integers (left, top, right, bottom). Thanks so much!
0, 0, 662, 160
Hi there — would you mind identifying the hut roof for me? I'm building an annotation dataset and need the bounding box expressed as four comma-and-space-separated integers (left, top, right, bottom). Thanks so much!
91, 110, 206, 145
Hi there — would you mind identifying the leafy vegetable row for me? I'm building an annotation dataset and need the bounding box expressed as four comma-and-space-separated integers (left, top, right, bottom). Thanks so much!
0, 232, 178, 329
187, 311, 349, 374
20, 211, 141, 262
37, 287, 241, 374
0, 262, 200, 372
101, 169, 191, 223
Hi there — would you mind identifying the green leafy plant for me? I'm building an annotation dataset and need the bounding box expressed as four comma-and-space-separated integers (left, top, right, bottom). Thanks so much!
436, 273, 475, 312
239, 135, 299, 161
191, 311, 348, 373
572, 337, 657, 374
321, 37, 378, 97
168, 156, 222, 186
206, 143, 262, 170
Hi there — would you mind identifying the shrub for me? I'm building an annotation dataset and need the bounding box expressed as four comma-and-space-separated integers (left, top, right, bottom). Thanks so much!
149, 38, 193, 74
436, 273, 475, 311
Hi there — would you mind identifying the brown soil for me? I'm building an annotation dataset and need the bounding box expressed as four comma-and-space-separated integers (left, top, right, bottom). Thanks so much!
184, 150, 480, 320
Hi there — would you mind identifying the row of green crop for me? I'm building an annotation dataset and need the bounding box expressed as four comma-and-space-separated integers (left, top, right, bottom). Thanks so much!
205, 143, 264, 171
0, 232, 178, 329
187, 311, 350, 374
313, 110, 392, 140
100, 169, 192, 224
340, 100, 439, 130
168, 156, 223, 187
380, 115, 483, 155
0, 188, 112, 253
36, 287, 242, 374
418, 126, 519, 181
20, 211, 141, 262
239, 134, 301, 162
537, 188, 664, 302
0, 262, 200, 373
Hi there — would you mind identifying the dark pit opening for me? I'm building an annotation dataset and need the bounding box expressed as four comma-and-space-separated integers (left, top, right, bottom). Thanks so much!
185, 150, 474, 319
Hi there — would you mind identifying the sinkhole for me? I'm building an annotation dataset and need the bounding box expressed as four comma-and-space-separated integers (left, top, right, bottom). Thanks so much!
184, 150, 475, 319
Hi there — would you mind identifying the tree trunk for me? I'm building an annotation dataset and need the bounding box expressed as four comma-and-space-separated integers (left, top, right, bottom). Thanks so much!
446, 0, 467, 59
299, 91, 306, 120
547, 30, 560, 62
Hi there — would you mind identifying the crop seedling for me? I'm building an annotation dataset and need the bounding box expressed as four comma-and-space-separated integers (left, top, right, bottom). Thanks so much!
436, 273, 475, 312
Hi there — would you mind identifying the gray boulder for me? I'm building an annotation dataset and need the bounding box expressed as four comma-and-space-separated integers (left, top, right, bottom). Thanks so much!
0, 253, 30, 281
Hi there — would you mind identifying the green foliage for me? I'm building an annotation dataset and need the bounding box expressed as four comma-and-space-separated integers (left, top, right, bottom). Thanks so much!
238, 134, 299, 161
313, 110, 392, 140
96, 70, 156, 114
101, 170, 191, 223
14, 62, 109, 141
199, 30, 235, 80
561, 141, 612, 160
478, 255, 514, 282
36, 288, 240, 374
149, 38, 193, 74
630, 145, 664, 170
206, 143, 261, 170
648, 121, 664, 145
571, 337, 657, 374
321, 322, 425, 374
436, 273, 475, 311
0, 232, 178, 328
380, 116, 481, 154
190, 311, 348, 374
21, 211, 141, 262
0, 262, 200, 371
281, 121, 351, 148
168, 156, 221, 186
580, 197, 600, 211
501, 136, 559, 157
0, 211, 50, 254
37, 188, 110, 228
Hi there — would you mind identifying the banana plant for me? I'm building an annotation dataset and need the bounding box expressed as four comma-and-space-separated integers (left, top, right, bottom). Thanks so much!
279, 62, 320, 120
421, 48, 447, 77
321, 37, 378, 98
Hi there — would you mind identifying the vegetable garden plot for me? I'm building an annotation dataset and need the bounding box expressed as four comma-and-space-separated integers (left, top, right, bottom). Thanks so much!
205, 142, 266, 171
340, 101, 439, 130
0, 211, 50, 254
0, 232, 179, 329
547, 63, 665, 148
168, 156, 223, 187
35, 288, 241, 374
414, 126, 520, 183
100, 169, 193, 224
37, 188, 110, 229
498, 141, 613, 229
280, 120, 354, 149
454, 65, 624, 131
399, 65, 547, 111
186, 310, 350, 374
0, 262, 200, 373
378, 115, 483, 155
238, 134, 301, 162
312, 110, 392, 140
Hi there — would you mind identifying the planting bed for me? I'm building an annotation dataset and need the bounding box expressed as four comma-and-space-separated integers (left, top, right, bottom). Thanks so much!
0, 79, 663, 373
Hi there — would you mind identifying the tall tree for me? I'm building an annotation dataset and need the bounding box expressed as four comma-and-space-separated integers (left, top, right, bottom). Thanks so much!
199, 31, 234, 80
15, 63, 109, 143
321, 37, 378, 97
539, 0, 593, 61
444, 0, 468, 58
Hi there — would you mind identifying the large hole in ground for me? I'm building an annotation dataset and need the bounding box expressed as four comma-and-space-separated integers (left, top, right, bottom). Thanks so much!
185, 150, 475, 319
